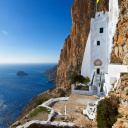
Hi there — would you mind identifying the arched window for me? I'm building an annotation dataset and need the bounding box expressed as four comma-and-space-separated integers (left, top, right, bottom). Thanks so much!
94, 59, 103, 66
96, 61, 101, 66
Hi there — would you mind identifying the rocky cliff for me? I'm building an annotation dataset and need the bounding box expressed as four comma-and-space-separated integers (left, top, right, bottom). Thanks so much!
43, 65, 57, 83
111, 0, 128, 64
56, 0, 109, 89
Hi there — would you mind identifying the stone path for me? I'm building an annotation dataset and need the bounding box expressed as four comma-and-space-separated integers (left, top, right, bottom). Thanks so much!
52, 100, 67, 115
66, 94, 99, 114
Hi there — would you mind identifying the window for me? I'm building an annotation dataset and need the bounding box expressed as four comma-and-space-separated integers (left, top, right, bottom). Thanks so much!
97, 41, 100, 46
100, 28, 103, 33
96, 61, 101, 66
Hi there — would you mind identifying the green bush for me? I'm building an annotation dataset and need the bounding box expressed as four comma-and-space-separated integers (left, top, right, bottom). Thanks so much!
34, 97, 48, 108
97, 96, 119, 128
70, 74, 90, 85
75, 86, 89, 91
84, 77, 90, 85
29, 107, 50, 118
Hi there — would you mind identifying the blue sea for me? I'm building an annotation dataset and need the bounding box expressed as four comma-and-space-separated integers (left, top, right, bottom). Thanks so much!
0, 63, 56, 128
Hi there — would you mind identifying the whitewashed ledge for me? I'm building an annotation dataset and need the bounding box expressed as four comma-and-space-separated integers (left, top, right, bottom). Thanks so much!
17, 121, 75, 128
17, 97, 71, 128
39, 97, 69, 121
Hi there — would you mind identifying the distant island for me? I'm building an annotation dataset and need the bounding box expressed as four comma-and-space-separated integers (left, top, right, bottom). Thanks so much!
17, 71, 28, 76
42, 65, 57, 83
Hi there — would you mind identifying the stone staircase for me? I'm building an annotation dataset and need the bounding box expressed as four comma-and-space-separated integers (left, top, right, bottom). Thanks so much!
92, 75, 100, 95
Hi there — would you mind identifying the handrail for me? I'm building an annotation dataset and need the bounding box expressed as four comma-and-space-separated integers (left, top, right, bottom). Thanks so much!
91, 72, 95, 86
99, 72, 102, 87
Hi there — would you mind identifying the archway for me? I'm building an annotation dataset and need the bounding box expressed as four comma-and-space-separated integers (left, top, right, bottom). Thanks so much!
94, 59, 103, 66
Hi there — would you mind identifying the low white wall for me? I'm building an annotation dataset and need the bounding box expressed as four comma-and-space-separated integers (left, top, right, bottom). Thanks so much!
17, 121, 75, 128
105, 74, 116, 84
17, 97, 69, 128
103, 83, 113, 96
71, 85, 92, 96
41, 97, 69, 107
39, 97, 69, 121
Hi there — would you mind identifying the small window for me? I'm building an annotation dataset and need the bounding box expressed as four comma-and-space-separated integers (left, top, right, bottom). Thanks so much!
100, 28, 103, 33
97, 41, 100, 46
98, 14, 100, 17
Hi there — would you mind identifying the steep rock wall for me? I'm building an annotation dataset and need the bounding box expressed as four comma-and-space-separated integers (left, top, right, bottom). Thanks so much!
111, 0, 128, 64
56, 0, 109, 89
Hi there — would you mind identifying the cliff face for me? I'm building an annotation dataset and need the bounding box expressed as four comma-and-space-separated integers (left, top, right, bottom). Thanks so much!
43, 65, 57, 83
56, 0, 109, 89
111, 0, 128, 64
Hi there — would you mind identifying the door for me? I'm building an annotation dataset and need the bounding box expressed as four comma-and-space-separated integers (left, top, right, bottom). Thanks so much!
97, 68, 100, 74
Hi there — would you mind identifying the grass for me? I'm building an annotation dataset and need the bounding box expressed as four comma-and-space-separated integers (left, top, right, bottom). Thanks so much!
75, 86, 89, 91
29, 107, 51, 118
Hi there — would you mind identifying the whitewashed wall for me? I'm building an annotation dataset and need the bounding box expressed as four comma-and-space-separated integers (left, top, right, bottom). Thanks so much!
108, 64, 128, 78
81, 32, 91, 78
81, 0, 119, 80
71, 85, 92, 96
108, 0, 119, 60
81, 11, 109, 79
90, 12, 109, 77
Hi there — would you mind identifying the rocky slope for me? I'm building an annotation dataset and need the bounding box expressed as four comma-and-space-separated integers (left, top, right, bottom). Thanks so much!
111, 0, 128, 64
108, 73, 128, 128
43, 65, 57, 83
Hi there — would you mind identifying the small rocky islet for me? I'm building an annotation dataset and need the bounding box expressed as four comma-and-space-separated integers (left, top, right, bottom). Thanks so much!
17, 71, 28, 76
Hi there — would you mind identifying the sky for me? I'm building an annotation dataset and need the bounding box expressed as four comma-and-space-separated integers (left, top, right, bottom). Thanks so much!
0, 0, 74, 63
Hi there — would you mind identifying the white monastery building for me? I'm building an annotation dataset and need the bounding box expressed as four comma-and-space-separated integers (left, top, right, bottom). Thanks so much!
79, 0, 128, 96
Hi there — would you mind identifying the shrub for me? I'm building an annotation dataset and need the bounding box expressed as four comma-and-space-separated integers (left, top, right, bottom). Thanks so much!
84, 77, 90, 85
97, 96, 119, 128
75, 86, 89, 91
29, 107, 50, 118
60, 89, 66, 97
34, 97, 48, 108
70, 74, 90, 85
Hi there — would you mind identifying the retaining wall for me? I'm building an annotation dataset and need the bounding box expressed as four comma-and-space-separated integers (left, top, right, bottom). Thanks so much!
71, 85, 92, 95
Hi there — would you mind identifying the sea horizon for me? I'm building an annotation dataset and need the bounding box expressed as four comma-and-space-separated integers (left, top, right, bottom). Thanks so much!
0, 63, 56, 128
